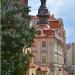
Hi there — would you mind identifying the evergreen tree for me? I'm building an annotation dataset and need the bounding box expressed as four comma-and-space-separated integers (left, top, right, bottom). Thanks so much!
1, 0, 35, 75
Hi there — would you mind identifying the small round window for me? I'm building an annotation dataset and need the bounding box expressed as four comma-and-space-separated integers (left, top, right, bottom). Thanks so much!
36, 30, 41, 35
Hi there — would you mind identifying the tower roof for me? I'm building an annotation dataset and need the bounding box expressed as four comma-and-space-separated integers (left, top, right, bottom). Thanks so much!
37, 0, 50, 25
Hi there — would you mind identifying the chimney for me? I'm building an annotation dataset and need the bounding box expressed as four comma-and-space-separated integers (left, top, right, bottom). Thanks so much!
20, 0, 28, 5
52, 14, 54, 18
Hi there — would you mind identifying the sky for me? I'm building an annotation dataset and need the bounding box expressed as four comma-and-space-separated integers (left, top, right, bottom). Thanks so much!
28, 0, 75, 43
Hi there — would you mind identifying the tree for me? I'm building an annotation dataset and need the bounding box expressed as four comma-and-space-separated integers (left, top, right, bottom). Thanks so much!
1, 0, 35, 75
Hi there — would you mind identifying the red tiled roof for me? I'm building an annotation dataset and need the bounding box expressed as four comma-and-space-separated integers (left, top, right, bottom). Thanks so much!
31, 16, 60, 29
32, 15, 58, 21
50, 21, 60, 28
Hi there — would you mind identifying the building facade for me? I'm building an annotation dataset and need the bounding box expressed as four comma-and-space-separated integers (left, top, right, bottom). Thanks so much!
29, 0, 66, 75
65, 43, 75, 75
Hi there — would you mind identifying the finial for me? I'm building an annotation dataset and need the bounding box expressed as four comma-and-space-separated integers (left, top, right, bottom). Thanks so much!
40, 0, 46, 6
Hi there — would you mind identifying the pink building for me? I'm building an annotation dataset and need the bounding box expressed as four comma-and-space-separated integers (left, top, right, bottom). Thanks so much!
30, 0, 67, 75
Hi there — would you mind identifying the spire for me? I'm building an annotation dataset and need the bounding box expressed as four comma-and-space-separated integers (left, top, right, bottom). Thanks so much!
40, 0, 46, 6
38, 0, 50, 16
37, 0, 50, 24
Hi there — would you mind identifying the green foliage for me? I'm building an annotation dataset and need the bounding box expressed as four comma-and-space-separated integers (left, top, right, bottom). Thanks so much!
1, 0, 35, 75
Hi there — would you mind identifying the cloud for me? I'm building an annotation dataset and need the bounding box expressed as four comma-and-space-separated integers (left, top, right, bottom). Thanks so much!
46, 0, 74, 17
65, 26, 75, 43
65, 27, 74, 37
29, 10, 37, 16
28, 0, 40, 15
29, 0, 74, 16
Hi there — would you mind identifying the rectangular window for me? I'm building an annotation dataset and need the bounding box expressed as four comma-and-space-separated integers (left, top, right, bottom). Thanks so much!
42, 56, 46, 63
42, 42, 46, 47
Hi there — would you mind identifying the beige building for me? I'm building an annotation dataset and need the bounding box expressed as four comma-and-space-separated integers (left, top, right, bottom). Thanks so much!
65, 43, 75, 75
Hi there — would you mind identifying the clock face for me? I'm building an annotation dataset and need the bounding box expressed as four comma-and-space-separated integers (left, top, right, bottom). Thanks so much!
36, 30, 41, 35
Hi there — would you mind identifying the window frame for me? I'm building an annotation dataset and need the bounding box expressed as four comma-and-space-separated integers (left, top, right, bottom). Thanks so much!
42, 56, 47, 64
42, 41, 46, 47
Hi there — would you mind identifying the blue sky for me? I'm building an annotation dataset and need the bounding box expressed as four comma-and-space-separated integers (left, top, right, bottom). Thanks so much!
28, 0, 75, 43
